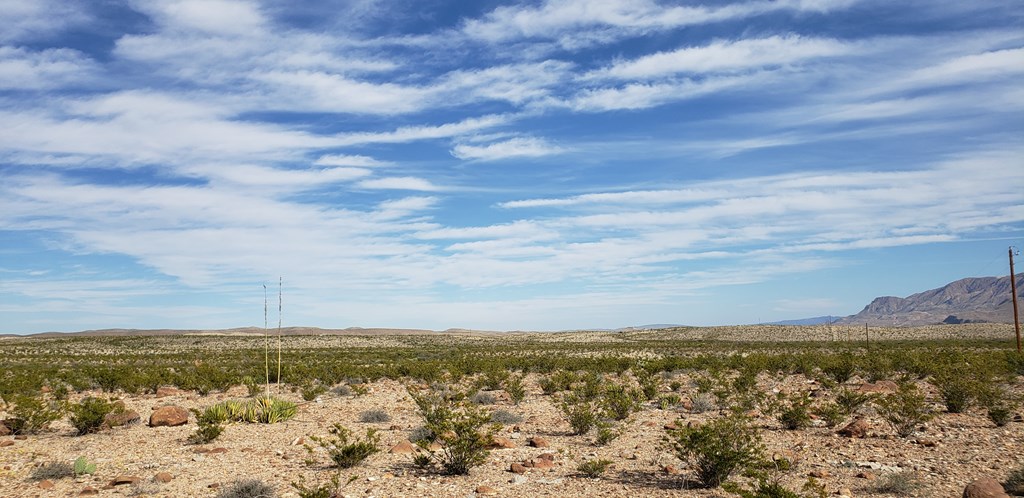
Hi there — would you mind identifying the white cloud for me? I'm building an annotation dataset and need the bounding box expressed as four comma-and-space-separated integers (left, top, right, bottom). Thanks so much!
334, 114, 511, 146
451, 137, 565, 161
132, 0, 267, 36
0, 0, 90, 42
0, 47, 98, 90
356, 176, 442, 191
314, 154, 392, 167
253, 70, 432, 114
591, 35, 852, 80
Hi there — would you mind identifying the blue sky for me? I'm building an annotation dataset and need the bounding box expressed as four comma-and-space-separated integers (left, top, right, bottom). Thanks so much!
1, 0, 1022, 334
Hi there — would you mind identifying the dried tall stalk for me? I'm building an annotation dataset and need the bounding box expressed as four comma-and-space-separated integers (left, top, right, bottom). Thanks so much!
277, 277, 282, 394
263, 284, 270, 397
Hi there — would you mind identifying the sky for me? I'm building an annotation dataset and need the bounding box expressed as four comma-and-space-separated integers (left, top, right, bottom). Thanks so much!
1, 0, 1023, 334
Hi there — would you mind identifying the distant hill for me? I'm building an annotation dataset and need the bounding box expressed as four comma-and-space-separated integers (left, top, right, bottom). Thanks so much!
767, 316, 836, 326
838, 275, 1023, 326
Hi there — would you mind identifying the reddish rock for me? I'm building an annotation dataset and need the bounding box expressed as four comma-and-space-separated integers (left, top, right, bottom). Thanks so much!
110, 475, 141, 486
663, 421, 679, 430
155, 386, 182, 398
537, 453, 555, 461
856, 471, 876, 480
154, 472, 173, 483
509, 463, 527, 474
476, 485, 499, 495
0, 421, 10, 437
525, 458, 556, 471
809, 469, 830, 478
149, 405, 189, 427
13, 435, 27, 440
662, 464, 683, 475
208, 447, 228, 454
80, 487, 99, 495
37, 479, 55, 489
642, 421, 657, 427
487, 437, 516, 449
527, 437, 549, 448
390, 440, 416, 454
0, 440, 13, 447
838, 417, 869, 438
102, 409, 140, 429
963, 478, 1010, 498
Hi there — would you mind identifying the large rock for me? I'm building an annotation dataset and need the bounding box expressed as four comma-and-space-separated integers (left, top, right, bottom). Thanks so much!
390, 440, 416, 454
149, 406, 189, 427
963, 478, 1010, 498
838, 417, 869, 438
102, 409, 140, 429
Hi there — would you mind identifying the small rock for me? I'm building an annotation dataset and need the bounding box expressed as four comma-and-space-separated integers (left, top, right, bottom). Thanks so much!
102, 409, 141, 429
642, 421, 657, 427
963, 477, 1010, 498
0, 440, 13, 447
290, 436, 304, 446
537, 453, 555, 461
476, 485, 499, 495
0, 421, 10, 437
838, 418, 869, 438
14, 435, 27, 440
510, 463, 527, 474
856, 471, 875, 480
509, 475, 528, 485
837, 487, 853, 497
155, 386, 182, 398
487, 437, 516, 449
390, 440, 417, 454
809, 469, 830, 478
915, 438, 939, 447
110, 475, 141, 486
527, 437, 549, 448
80, 487, 99, 495
389, 424, 403, 431
149, 405, 189, 427
38, 480, 55, 489
154, 472, 173, 483
663, 421, 679, 430
662, 464, 683, 475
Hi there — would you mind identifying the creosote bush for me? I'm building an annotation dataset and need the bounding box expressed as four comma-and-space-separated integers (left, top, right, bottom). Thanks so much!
6, 393, 63, 435
875, 382, 933, 438
504, 374, 527, 405
69, 397, 115, 436
669, 413, 765, 488
309, 424, 380, 468
1005, 463, 1024, 496
358, 409, 392, 423
408, 387, 497, 475
30, 461, 75, 481
577, 458, 614, 478
559, 392, 599, 435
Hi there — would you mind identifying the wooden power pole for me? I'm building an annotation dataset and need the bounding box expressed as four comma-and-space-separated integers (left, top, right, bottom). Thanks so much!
1011, 247, 1021, 354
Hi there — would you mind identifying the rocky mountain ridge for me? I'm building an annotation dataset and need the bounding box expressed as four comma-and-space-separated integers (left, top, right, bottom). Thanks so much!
838, 275, 1023, 326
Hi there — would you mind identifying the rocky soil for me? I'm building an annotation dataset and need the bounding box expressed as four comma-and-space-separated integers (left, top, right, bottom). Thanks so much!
2, 372, 1022, 498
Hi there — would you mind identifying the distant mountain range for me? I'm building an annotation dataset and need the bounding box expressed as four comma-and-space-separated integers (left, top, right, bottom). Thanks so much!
835, 275, 1023, 326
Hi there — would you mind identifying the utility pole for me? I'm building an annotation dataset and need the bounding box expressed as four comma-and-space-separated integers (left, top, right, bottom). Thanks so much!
1011, 247, 1021, 354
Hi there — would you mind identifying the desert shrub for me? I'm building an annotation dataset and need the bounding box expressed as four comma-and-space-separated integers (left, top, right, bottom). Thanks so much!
873, 472, 922, 495
692, 374, 717, 394
189, 407, 225, 444
560, 393, 599, 435
670, 413, 765, 488
358, 409, 392, 423
490, 409, 523, 425
300, 383, 327, 402
670, 380, 683, 391
292, 474, 346, 498
875, 383, 934, 438
1005, 463, 1024, 495
595, 421, 619, 445
73, 456, 96, 475
477, 368, 509, 391
470, 391, 497, 405
635, 367, 661, 400
409, 388, 497, 475
331, 384, 352, 396
601, 384, 642, 421
658, 393, 682, 410
777, 396, 811, 431
6, 393, 63, 435
577, 458, 613, 478
309, 424, 380, 468
68, 397, 115, 436
539, 370, 577, 395
31, 461, 75, 480
821, 352, 856, 384
215, 478, 276, 498
863, 354, 893, 383
731, 368, 759, 395
691, 392, 717, 413
504, 374, 527, 405
812, 402, 845, 428
834, 388, 872, 415
932, 368, 975, 413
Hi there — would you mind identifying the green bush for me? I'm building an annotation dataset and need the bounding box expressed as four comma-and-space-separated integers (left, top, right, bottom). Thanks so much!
875, 382, 934, 438
932, 369, 975, 413
670, 413, 765, 488
559, 393, 599, 435
504, 374, 527, 404
409, 388, 497, 475
1005, 463, 1024, 495
189, 407, 225, 444
821, 352, 856, 384
68, 397, 115, 436
834, 388, 872, 415
309, 424, 380, 468
601, 384, 641, 421
215, 479, 276, 498
777, 396, 811, 431
6, 393, 63, 435
577, 458, 613, 478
